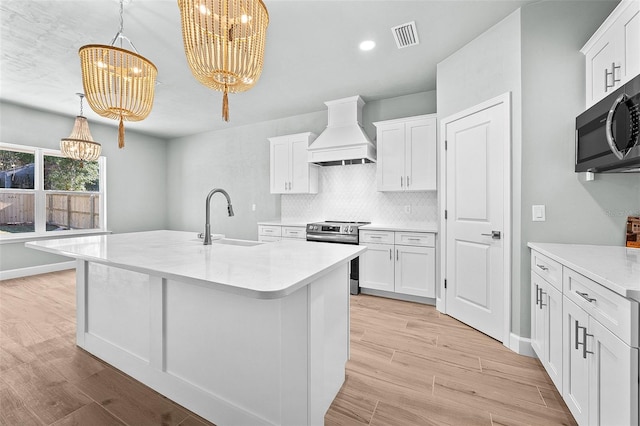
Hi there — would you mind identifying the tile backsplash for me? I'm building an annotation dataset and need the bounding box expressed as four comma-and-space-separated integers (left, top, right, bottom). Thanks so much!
281, 163, 438, 226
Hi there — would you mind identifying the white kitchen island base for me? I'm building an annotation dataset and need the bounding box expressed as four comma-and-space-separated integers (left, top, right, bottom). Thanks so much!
76, 259, 348, 425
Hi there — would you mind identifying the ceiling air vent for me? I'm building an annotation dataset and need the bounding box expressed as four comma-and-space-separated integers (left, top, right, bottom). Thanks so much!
391, 21, 419, 49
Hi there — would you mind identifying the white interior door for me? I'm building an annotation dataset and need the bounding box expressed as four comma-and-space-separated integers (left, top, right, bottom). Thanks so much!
442, 94, 510, 342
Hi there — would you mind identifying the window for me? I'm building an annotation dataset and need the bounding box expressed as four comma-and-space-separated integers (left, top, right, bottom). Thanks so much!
0, 143, 106, 241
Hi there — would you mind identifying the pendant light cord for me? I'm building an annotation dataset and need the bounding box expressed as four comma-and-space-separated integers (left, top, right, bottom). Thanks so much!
119, 0, 124, 48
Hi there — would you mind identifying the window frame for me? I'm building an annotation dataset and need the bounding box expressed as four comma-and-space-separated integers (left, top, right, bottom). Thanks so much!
0, 142, 108, 243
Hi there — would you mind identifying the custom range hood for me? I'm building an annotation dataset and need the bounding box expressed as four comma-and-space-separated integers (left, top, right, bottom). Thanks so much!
307, 96, 376, 166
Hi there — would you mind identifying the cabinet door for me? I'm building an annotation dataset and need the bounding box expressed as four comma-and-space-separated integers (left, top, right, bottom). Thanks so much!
531, 272, 546, 361
359, 243, 394, 292
562, 297, 590, 426
394, 246, 435, 298
270, 140, 290, 194
588, 318, 639, 426
405, 118, 436, 191
376, 123, 405, 191
545, 283, 563, 392
586, 34, 620, 108
289, 137, 310, 193
620, 2, 640, 83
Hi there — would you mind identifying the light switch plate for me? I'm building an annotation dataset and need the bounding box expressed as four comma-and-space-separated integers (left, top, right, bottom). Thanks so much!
532, 205, 546, 222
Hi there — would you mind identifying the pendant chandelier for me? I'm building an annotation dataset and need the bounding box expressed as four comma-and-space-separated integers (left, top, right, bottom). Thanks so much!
60, 93, 102, 162
79, 0, 157, 148
178, 0, 269, 122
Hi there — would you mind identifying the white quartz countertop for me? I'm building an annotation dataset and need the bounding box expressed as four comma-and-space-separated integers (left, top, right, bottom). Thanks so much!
26, 230, 365, 300
528, 243, 640, 301
360, 223, 439, 233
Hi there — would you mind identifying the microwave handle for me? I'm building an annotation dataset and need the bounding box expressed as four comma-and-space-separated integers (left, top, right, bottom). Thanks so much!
605, 93, 626, 160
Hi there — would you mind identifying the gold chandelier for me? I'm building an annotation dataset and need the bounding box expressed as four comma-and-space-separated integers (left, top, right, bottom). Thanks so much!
178, 0, 269, 121
79, 0, 157, 148
60, 93, 102, 162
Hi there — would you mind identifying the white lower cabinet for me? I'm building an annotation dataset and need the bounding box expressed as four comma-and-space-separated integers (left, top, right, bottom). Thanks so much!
563, 296, 639, 426
258, 224, 306, 242
360, 230, 435, 298
530, 271, 563, 391
531, 248, 639, 426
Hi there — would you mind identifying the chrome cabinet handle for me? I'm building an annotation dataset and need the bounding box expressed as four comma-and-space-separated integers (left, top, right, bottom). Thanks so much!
539, 288, 547, 310
605, 62, 621, 92
535, 284, 540, 307
400, 176, 404, 187
536, 264, 548, 271
407, 176, 410, 187
575, 321, 594, 359
396, 250, 399, 261
576, 291, 596, 303
389, 248, 392, 260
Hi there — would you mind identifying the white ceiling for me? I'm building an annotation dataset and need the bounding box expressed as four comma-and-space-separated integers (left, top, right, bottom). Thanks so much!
0, 0, 535, 140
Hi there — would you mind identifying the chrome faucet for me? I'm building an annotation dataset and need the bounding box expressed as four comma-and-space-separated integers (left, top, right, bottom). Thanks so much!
203, 188, 234, 245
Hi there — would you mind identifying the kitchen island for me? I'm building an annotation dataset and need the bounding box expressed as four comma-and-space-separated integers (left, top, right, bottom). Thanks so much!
26, 230, 365, 426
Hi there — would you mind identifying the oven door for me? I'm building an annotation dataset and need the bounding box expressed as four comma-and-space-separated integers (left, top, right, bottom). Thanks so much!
306, 234, 361, 295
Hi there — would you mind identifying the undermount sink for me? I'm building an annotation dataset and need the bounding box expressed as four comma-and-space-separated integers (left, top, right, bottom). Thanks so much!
211, 238, 263, 247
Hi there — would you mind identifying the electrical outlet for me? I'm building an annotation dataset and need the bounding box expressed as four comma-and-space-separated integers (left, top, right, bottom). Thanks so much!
404, 205, 411, 214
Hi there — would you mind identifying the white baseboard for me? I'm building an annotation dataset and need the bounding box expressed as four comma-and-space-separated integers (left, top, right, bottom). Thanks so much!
509, 332, 536, 357
0, 261, 75, 281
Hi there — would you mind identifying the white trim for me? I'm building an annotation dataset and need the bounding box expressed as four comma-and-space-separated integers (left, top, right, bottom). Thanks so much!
438, 92, 512, 350
0, 260, 75, 281
508, 332, 536, 358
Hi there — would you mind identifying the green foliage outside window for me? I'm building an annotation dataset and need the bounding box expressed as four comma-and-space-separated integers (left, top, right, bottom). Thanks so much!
44, 156, 99, 192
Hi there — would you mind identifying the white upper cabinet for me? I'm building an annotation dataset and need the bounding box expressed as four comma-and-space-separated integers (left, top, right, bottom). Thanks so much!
269, 132, 319, 194
374, 114, 437, 192
581, 0, 640, 108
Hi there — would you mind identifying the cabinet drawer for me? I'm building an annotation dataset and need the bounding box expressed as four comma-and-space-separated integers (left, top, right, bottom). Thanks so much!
394, 232, 435, 247
282, 226, 305, 239
531, 250, 562, 292
258, 225, 282, 237
359, 230, 394, 244
563, 267, 639, 347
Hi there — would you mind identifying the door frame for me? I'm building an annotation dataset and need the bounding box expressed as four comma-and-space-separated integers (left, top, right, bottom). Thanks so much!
436, 92, 512, 347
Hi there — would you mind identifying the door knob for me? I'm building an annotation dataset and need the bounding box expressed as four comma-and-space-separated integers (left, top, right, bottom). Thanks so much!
481, 230, 501, 239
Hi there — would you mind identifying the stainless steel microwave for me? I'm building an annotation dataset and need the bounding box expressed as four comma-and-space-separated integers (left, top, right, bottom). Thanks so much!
576, 73, 640, 173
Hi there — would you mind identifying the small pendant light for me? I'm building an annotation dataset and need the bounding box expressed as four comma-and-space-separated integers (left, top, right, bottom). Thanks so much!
60, 93, 102, 162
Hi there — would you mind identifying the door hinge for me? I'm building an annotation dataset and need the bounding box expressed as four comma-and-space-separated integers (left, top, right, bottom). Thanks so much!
444, 210, 448, 220
444, 279, 447, 289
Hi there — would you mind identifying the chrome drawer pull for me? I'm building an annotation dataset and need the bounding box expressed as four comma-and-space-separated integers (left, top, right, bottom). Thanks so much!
535, 284, 540, 307
389, 249, 392, 260
576, 291, 596, 303
536, 264, 548, 271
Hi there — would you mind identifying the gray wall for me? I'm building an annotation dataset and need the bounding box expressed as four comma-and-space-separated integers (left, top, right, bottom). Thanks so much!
437, 1, 640, 339
519, 1, 639, 336
166, 91, 436, 241
436, 10, 524, 334
0, 102, 169, 271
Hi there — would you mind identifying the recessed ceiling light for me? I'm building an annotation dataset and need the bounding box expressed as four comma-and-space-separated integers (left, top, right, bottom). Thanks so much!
359, 40, 376, 51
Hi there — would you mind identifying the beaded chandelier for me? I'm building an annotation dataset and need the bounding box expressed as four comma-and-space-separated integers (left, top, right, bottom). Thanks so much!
79, 0, 157, 148
60, 93, 101, 162
178, 0, 269, 121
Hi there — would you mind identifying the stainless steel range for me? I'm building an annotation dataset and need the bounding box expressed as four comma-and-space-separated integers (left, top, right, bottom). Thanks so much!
306, 221, 370, 294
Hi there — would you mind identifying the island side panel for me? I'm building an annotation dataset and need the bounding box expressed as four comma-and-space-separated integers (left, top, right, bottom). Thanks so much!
308, 263, 350, 424
83, 263, 151, 361
77, 260, 351, 426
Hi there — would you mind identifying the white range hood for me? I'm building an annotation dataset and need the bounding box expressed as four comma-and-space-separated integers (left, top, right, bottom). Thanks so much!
307, 96, 376, 166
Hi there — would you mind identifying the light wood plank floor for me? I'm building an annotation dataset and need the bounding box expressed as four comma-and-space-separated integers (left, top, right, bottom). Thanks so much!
0, 270, 576, 425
